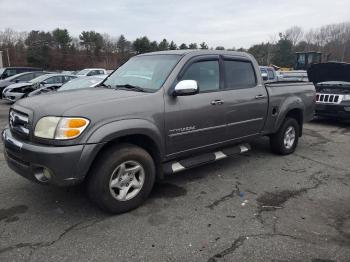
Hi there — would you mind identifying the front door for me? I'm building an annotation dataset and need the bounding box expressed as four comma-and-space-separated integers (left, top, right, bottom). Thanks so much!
164, 57, 226, 156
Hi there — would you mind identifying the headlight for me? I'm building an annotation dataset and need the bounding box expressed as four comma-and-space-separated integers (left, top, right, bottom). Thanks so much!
34, 117, 89, 140
343, 95, 350, 101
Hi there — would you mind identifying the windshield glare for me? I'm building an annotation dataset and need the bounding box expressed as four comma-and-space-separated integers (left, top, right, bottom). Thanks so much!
103, 55, 181, 91
59, 77, 102, 91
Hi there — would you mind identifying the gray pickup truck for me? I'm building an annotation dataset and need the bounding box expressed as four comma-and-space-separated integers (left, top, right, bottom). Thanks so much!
3, 50, 315, 213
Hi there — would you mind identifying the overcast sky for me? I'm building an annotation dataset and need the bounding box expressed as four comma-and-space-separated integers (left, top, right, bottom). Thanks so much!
1, 0, 349, 48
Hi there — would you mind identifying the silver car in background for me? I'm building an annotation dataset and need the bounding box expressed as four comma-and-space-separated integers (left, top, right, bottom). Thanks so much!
2, 73, 76, 102
278, 70, 309, 82
75, 68, 107, 77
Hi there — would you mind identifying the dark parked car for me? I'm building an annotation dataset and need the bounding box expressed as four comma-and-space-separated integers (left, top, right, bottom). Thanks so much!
3, 50, 315, 213
0, 67, 42, 79
308, 62, 350, 119
0, 71, 48, 97
2, 74, 76, 102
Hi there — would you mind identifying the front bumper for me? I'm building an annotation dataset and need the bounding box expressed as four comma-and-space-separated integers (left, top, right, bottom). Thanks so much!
315, 103, 350, 119
2, 128, 104, 186
2, 92, 24, 102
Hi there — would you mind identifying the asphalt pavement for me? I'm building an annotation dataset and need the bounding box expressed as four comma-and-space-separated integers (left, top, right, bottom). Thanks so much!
0, 100, 349, 262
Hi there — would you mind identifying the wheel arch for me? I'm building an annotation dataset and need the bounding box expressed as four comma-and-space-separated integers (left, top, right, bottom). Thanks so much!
80, 119, 164, 180
274, 97, 305, 137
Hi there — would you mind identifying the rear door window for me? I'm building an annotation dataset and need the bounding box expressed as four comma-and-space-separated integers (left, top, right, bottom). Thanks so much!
223, 60, 256, 89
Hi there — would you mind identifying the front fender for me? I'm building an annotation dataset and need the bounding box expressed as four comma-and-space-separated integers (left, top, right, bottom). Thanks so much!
84, 118, 164, 155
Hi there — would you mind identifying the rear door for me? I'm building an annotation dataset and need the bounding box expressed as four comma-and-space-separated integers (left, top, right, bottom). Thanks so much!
221, 57, 268, 140
164, 56, 226, 156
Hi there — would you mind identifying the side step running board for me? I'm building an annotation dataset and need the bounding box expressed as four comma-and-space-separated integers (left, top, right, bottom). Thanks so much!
163, 143, 251, 174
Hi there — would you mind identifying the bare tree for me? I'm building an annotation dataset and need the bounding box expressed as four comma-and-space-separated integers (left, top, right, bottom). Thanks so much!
285, 26, 303, 46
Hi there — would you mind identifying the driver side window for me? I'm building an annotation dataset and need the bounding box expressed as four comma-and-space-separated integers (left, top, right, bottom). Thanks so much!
181, 60, 220, 92
45, 76, 62, 84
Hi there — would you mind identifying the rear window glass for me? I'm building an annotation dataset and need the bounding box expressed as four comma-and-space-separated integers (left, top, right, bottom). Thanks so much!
224, 60, 256, 89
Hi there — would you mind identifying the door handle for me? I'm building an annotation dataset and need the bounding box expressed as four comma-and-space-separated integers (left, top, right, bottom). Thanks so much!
211, 99, 224, 105
255, 94, 265, 99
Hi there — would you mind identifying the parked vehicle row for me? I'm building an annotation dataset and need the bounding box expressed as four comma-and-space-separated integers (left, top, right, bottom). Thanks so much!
2, 50, 316, 213
2, 74, 77, 102
0, 71, 50, 96
0, 67, 111, 102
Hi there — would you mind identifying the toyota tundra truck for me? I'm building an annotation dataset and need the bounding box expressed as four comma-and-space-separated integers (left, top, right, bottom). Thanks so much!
2, 50, 315, 213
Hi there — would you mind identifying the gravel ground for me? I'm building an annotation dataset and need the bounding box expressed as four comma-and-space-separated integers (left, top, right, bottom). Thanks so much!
0, 100, 349, 262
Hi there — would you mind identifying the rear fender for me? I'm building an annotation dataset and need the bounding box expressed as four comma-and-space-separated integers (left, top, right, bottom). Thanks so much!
274, 96, 305, 132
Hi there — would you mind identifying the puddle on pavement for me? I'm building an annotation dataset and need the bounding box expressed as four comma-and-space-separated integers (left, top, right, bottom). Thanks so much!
256, 189, 306, 208
0, 205, 28, 222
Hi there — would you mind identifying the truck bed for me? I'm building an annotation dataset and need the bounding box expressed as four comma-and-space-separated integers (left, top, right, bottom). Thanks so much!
263, 81, 316, 135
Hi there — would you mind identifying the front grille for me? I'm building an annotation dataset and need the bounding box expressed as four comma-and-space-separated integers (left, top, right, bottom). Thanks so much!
9, 109, 30, 139
316, 93, 343, 104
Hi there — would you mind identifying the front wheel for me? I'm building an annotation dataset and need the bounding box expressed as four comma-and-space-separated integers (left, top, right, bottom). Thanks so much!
270, 118, 300, 155
87, 143, 156, 213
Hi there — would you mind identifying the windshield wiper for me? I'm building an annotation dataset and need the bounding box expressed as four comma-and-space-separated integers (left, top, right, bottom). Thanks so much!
97, 83, 112, 88
115, 84, 146, 92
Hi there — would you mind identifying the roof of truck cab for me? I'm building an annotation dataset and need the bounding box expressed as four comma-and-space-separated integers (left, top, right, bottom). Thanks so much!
138, 49, 252, 58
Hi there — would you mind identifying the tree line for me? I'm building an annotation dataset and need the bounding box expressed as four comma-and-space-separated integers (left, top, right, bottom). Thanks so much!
0, 21, 349, 70
248, 22, 350, 67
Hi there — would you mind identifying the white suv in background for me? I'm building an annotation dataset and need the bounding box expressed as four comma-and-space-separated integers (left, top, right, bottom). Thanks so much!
76, 68, 107, 77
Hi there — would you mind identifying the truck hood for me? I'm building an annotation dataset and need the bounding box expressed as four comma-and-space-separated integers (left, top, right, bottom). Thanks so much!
307, 62, 350, 84
15, 88, 149, 116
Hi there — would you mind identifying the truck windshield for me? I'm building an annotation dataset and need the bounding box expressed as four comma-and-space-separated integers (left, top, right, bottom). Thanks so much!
103, 55, 181, 92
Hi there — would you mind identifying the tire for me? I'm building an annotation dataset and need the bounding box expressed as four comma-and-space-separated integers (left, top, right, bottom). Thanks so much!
270, 118, 300, 155
87, 143, 156, 214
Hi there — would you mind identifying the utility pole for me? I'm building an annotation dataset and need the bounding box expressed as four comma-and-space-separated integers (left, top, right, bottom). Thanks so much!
0, 51, 3, 68
6, 48, 10, 66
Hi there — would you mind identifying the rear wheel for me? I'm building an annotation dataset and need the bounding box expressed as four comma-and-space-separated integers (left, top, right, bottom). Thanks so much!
87, 143, 156, 213
270, 118, 300, 155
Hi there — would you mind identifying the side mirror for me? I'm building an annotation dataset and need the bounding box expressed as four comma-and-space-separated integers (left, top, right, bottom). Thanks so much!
173, 80, 198, 96
261, 73, 268, 81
